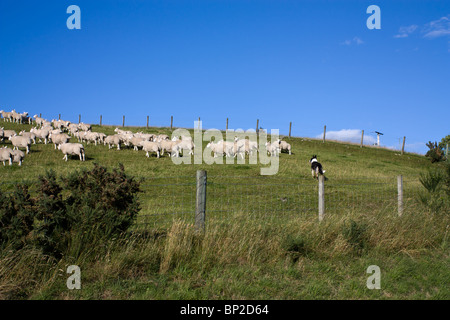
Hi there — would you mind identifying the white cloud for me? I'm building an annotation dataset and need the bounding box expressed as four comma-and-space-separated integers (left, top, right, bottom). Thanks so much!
341, 37, 364, 46
394, 24, 418, 38
315, 129, 377, 145
423, 15, 450, 38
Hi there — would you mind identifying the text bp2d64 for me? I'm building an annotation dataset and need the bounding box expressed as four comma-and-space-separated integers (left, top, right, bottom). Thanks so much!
224, 305, 269, 315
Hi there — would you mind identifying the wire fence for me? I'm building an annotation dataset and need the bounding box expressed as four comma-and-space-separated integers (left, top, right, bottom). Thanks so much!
0, 173, 423, 229
134, 174, 423, 229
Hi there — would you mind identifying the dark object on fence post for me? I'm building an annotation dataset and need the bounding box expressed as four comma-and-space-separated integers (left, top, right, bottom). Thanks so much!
323, 125, 326, 143
289, 122, 292, 138
226, 118, 228, 131
318, 175, 325, 221
171, 116, 173, 130
146, 115, 149, 129
256, 119, 259, 133
122, 115, 125, 128
100, 115, 102, 126
198, 117, 200, 129
78, 114, 81, 124
195, 170, 207, 232
401, 136, 406, 155
360, 130, 364, 148
397, 175, 403, 217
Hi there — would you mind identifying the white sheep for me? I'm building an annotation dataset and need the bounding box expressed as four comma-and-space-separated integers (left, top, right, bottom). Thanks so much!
3, 130, 17, 140
49, 133, 71, 149
265, 141, 280, 157
139, 141, 160, 158
159, 139, 179, 156
9, 135, 31, 154
30, 127, 50, 144
11, 149, 25, 166
0, 147, 13, 165
206, 140, 236, 158
104, 135, 122, 150
19, 130, 37, 144
277, 139, 292, 155
58, 143, 85, 161
171, 139, 195, 157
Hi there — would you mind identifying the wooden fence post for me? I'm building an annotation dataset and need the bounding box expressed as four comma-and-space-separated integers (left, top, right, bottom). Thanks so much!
226, 118, 228, 131
401, 136, 406, 155
289, 122, 292, 139
78, 114, 81, 124
58, 114, 61, 120
146, 115, 149, 129
100, 115, 102, 126
323, 125, 326, 143
318, 175, 325, 221
256, 119, 259, 133
397, 175, 403, 216
171, 116, 173, 130
360, 130, 364, 148
39, 113, 42, 118
195, 170, 207, 232
122, 115, 125, 127
198, 117, 201, 130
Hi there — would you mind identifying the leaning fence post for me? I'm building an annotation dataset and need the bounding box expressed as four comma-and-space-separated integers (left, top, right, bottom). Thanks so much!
397, 175, 403, 216
318, 175, 325, 221
195, 170, 207, 232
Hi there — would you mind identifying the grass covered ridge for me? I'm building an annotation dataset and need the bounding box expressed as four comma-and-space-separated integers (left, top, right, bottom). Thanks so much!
0, 121, 449, 299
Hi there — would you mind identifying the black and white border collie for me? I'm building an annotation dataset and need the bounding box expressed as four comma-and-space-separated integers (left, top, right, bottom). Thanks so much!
309, 155, 326, 179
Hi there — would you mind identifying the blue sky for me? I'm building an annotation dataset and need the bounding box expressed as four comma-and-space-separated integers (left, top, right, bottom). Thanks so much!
1, 0, 449, 154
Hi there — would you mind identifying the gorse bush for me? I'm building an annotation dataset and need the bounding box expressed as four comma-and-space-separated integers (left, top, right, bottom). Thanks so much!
418, 167, 449, 214
0, 164, 141, 258
0, 185, 34, 250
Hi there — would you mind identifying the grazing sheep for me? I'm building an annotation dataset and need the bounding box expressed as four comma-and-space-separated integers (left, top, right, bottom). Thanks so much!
234, 137, 258, 157
277, 139, 291, 155
78, 123, 91, 132
33, 115, 46, 127
1, 110, 13, 122
9, 135, 32, 154
49, 133, 71, 149
129, 137, 146, 150
58, 143, 85, 161
206, 140, 236, 158
19, 130, 37, 144
171, 139, 195, 157
265, 141, 280, 157
0, 147, 13, 165
139, 141, 160, 158
159, 139, 180, 157
30, 127, 50, 144
83, 131, 101, 145
3, 130, 17, 140
11, 149, 25, 166
104, 135, 122, 150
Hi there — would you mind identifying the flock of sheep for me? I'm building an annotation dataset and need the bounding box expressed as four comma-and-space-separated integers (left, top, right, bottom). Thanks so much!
0, 109, 292, 166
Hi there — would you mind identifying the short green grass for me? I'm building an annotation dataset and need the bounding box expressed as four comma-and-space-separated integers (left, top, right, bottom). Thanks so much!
0, 120, 448, 300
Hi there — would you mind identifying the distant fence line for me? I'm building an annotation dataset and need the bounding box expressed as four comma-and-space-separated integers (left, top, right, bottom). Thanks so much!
24, 112, 405, 149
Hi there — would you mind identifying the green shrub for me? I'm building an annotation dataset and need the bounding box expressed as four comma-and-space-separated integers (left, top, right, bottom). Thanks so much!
0, 185, 35, 250
0, 164, 141, 258
418, 168, 447, 214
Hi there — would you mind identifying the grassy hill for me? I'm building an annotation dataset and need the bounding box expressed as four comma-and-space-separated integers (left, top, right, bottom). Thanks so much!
0, 120, 448, 300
